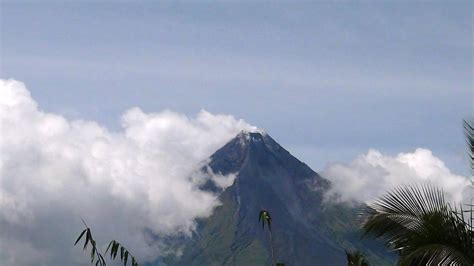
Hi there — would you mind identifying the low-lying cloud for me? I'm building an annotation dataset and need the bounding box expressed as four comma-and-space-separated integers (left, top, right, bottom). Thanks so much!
0, 79, 257, 265
2, 79, 470, 265
322, 148, 471, 204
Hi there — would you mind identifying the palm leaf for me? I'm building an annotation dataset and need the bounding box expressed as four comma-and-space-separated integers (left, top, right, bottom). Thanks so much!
259, 209, 272, 231
361, 184, 473, 265
464, 119, 474, 175
74, 223, 139, 266
345, 249, 370, 266
74, 229, 87, 246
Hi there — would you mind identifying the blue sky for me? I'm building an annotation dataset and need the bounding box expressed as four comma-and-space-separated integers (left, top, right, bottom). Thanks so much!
1, 2, 473, 265
2, 1, 472, 174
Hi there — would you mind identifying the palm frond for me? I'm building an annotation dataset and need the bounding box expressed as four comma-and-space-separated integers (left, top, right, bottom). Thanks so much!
259, 209, 272, 232
345, 249, 370, 266
398, 244, 471, 266
258, 209, 276, 265
361, 184, 473, 265
464, 119, 474, 175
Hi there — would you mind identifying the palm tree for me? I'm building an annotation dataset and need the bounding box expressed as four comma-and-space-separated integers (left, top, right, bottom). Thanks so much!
361, 184, 473, 265
259, 209, 276, 266
345, 249, 370, 266
360, 120, 474, 265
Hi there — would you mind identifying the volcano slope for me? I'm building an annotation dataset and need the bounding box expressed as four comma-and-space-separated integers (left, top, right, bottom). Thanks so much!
163, 131, 394, 266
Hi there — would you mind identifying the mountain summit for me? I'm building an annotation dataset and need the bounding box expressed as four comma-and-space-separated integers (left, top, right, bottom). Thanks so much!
209, 130, 328, 184
165, 132, 393, 265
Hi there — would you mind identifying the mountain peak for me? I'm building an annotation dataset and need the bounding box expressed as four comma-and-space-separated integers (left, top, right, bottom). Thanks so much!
234, 130, 268, 147
207, 131, 326, 186
169, 130, 392, 266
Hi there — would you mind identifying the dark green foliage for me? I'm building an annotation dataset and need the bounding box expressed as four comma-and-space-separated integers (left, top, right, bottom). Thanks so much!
259, 209, 272, 231
361, 185, 473, 265
74, 222, 107, 266
464, 119, 474, 175
259, 209, 287, 266
345, 249, 369, 266
105, 240, 138, 266
74, 220, 138, 266
259, 209, 276, 266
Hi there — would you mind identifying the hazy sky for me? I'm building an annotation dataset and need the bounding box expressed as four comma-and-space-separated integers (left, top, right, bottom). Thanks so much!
2, 1, 472, 174
1, 2, 473, 265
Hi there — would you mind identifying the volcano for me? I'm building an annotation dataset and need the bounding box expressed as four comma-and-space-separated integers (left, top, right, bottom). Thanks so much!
164, 131, 393, 265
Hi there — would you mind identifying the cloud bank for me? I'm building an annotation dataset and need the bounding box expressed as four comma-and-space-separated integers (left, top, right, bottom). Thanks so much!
0, 79, 258, 265
322, 149, 471, 204
1, 79, 469, 265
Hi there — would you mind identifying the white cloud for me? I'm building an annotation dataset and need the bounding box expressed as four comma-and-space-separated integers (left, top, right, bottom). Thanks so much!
190, 164, 238, 192
0, 79, 258, 265
322, 148, 471, 204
